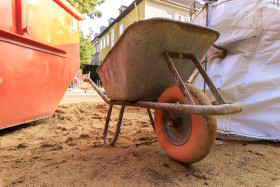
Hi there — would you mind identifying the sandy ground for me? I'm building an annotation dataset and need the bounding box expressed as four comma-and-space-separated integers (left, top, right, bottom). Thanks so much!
0, 92, 280, 186
60, 91, 104, 104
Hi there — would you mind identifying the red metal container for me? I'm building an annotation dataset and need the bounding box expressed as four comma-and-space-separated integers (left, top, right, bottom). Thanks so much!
0, 0, 83, 129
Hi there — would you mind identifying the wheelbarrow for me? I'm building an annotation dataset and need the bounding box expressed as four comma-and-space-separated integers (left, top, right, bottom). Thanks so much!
84, 19, 242, 164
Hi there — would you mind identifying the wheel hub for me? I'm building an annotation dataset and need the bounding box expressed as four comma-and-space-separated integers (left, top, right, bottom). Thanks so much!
162, 101, 192, 146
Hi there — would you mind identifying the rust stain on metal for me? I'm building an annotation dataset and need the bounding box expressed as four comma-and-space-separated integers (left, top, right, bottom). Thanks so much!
164, 52, 195, 105
102, 68, 109, 87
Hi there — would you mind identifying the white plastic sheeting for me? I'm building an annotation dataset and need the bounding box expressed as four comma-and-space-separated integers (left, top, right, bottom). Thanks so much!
192, 0, 280, 141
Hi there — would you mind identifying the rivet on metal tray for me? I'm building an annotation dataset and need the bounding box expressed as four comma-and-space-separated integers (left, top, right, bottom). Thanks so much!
212, 101, 218, 105
168, 121, 174, 127
179, 53, 183, 59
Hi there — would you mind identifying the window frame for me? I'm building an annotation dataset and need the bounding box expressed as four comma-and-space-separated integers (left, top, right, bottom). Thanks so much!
179, 15, 186, 22
166, 12, 175, 20
111, 29, 115, 47
119, 23, 123, 37
107, 34, 109, 46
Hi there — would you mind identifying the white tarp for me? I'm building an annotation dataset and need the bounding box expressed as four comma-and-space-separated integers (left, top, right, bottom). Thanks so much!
192, 0, 280, 141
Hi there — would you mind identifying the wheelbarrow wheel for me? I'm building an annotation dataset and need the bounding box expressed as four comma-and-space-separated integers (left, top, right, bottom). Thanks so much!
154, 83, 217, 164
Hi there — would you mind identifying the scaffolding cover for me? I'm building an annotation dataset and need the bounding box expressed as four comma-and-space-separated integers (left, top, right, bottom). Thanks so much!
192, 0, 280, 141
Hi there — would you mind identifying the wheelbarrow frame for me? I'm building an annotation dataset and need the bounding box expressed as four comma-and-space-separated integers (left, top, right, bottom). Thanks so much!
84, 51, 242, 145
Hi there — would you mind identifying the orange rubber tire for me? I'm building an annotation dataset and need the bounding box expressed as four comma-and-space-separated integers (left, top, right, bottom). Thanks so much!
154, 83, 217, 164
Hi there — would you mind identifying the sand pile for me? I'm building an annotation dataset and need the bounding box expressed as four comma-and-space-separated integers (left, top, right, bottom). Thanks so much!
0, 101, 279, 186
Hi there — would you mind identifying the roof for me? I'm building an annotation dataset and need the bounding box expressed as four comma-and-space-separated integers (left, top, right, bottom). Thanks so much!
92, 0, 201, 42
92, 0, 143, 41
160, 0, 202, 9
118, 5, 128, 11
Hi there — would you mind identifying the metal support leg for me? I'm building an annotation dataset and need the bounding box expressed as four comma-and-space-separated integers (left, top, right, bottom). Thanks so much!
166, 51, 226, 105
164, 52, 195, 105
103, 105, 125, 146
147, 108, 155, 131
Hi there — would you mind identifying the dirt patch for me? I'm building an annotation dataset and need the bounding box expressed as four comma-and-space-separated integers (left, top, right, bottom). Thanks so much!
0, 101, 279, 186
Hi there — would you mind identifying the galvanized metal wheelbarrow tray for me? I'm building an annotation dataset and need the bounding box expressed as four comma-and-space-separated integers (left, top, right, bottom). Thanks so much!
84, 18, 242, 164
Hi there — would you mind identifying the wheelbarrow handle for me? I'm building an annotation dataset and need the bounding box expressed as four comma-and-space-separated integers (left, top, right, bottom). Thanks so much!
135, 101, 242, 115
84, 78, 242, 115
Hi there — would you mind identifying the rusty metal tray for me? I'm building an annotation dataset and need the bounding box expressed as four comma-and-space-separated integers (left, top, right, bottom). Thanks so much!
96, 18, 219, 101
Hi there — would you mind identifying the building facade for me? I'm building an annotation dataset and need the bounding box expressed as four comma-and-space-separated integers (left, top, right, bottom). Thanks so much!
91, 0, 201, 65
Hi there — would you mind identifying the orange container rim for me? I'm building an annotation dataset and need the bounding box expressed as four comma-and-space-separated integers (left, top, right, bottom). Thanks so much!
53, 0, 84, 20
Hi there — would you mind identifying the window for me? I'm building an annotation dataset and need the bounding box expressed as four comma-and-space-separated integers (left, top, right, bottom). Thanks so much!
179, 15, 186, 22
187, 15, 191, 22
111, 29, 114, 47
96, 45, 99, 53
167, 12, 174, 20
119, 23, 123, 36
107, 35, 109, 46
100, 40, 102, 50
103, 38, 106, 48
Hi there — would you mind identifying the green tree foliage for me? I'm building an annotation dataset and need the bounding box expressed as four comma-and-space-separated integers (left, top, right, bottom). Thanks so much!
66, 0, 105, 19
66, 0, 105, 67
79, 30, 94, 68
